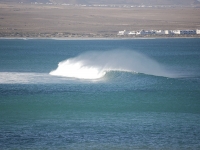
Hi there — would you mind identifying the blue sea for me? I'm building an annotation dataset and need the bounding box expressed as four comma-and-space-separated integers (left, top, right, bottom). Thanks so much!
0, 38, 200, 149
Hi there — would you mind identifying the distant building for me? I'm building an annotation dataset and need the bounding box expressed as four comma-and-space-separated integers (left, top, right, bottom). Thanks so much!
128, 31, 136, 35
196, 29, 200, 34
164, 30, 171, 34
180, 30, 196, 35
117, 30, 127, 35
150, 30, 156, 34
136, 31, 141, 35
117, 29, 199, 36
137, 30, 153, 35
155, 30, 165, 35
172, 30, 181, 34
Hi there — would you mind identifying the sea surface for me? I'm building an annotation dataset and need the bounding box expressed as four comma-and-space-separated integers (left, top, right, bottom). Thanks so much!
0, 38, 200, 149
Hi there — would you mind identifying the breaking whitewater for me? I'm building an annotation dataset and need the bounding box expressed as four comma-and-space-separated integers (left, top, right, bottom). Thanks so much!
49, 50, 178, 79
0, 48, 182, 84
0, 49, 181, 84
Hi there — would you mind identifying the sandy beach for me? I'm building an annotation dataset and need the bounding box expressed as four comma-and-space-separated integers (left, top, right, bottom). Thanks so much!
0, 2, 200, 38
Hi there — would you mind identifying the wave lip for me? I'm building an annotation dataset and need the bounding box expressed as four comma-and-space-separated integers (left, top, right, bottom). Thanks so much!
50, 60, 106, 79
50, 50, 176, 80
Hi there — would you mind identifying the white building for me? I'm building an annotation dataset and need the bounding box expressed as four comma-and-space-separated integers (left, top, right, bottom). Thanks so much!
137, 30, 153, 35
117, 30, 127, 35
155, 30, 165, 35
128, 31, 136, 35
172, 30, 181, 34
117, 29, 199, 36
149, 30, 156, 34
164, 30, 171, 34
135, 31, 141, 35
196, 29, 200, 34
154, 30, 172, 35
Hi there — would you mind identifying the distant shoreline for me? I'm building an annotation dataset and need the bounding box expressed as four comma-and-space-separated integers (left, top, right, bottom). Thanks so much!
1, 31, 200, 40
1, 32, 200, 39
0, 35, 200, 40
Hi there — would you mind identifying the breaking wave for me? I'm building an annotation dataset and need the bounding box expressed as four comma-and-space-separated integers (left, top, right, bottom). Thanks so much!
50, 50, 175, 79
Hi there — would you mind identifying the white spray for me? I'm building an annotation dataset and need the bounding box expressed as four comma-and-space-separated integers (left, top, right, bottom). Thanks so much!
50, 50, 175, 79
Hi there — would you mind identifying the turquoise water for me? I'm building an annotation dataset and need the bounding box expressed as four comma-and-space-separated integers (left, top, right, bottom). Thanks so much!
0, 38, 200, 149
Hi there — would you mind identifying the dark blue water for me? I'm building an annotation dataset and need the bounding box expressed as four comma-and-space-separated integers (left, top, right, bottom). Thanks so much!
0, 38, 200, 149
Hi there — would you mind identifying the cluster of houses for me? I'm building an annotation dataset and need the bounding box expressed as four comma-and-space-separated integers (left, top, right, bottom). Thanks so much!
117, 29, 200, 36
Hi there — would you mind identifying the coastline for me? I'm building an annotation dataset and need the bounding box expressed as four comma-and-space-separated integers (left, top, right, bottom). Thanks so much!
0, 35, 200, 40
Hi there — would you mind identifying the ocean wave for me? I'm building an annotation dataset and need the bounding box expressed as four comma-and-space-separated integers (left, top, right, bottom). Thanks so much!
50, 50, 176, 79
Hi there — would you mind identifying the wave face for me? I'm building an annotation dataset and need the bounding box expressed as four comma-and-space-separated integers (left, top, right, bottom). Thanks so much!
50, 50, 174, 79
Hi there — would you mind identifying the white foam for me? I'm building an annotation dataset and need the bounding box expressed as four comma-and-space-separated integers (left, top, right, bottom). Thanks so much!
50, 50, 176, 79
0, 72, 63, 84
50, 60, 106, 79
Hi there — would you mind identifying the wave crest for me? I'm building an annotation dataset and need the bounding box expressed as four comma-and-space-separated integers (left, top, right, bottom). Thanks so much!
50, 59, 106, 79
50, 50, 174, 79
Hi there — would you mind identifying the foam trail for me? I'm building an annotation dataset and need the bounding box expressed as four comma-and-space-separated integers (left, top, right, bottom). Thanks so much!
0, 72, 68, 84
50, 50, 175, 79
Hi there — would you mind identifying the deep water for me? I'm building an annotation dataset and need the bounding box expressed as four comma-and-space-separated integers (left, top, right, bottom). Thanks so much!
0, 38, 200, 149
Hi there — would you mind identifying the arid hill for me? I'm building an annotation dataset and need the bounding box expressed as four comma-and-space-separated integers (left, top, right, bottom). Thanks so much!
0, 1, 200, 38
